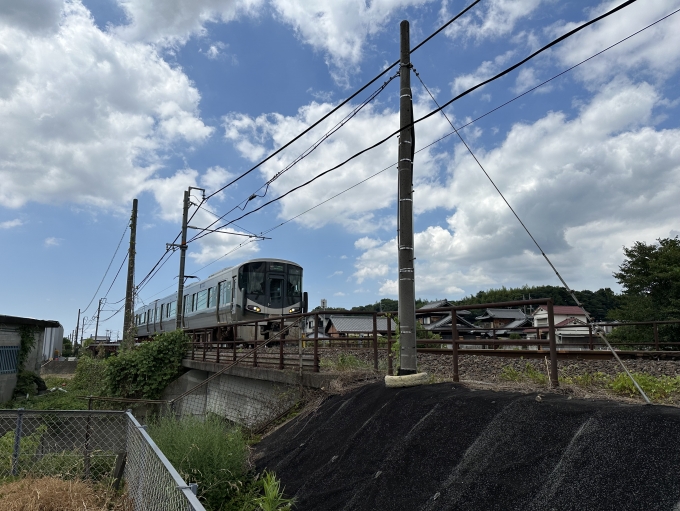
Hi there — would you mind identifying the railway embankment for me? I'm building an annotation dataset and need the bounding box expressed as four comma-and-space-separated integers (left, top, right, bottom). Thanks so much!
255, 381, 680, 510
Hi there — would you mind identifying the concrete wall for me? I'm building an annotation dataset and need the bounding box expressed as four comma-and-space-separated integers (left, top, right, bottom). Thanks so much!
40, 360, 78, 377
0, 324, 46, 403
163, 367, 301, 429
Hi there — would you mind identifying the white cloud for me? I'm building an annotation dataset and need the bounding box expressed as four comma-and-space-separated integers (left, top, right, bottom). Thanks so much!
333, 291, 346, 296
222, 93, 452, 231
0, 1, 213, 210
451, 50, 514, 95
44, 237, 61, 247
270, 0, 430, 85
328, 270, 343, 278
114, 0, 263, 46
354, 236, 382, 250
442, 0, 545, 42
352, 79, 680, 296
0, 219, 22, 229
553, 0, 680, 86
200, 166, 235, 197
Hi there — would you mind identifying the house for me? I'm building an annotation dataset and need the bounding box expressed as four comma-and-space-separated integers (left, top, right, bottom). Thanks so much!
526, 305, 592, 347
416, 299, 471, 326
325, 316, 396, 338
475, 308, 529, 329
302, 313, 332, 338
0, 315, 62, 403
424, 313, 477, 340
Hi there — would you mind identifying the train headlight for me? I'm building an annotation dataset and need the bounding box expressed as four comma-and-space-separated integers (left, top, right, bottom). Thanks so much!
247, 305, 261, 312
288, 307, 301, 313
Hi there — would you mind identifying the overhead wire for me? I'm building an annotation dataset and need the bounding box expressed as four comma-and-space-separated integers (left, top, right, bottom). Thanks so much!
186, 0, 641, 243
80, 222, 128, 313
187, 71, 400, 243
413, 64, 652, 403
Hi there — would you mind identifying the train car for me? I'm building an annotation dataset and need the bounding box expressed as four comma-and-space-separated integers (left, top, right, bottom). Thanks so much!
133, 258, 307, 343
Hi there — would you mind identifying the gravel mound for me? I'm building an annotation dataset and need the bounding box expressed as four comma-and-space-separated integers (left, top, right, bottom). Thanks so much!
255, 382, 680, 510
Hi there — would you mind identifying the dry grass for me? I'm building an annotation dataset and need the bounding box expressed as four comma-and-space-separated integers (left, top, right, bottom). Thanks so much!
0, 477, 131, 511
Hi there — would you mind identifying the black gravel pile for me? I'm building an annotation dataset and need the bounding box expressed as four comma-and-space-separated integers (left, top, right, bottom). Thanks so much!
255, 382, 680, 510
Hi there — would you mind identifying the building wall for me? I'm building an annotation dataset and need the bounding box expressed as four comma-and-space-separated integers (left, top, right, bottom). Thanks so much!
0, 324, 46, 403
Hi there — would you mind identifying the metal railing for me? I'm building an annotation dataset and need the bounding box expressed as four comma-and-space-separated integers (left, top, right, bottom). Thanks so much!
0, 409, 205, 511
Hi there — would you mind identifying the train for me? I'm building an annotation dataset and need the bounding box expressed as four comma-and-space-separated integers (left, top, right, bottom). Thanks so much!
134, 258, 307, 342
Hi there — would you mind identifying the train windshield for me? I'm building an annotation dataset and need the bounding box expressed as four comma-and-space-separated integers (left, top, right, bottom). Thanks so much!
239, 261, 303, 309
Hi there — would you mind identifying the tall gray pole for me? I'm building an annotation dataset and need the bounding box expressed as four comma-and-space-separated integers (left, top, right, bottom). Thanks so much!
175, 190, 190, 330
74, 308, 80, 348
122, 198, 138, 348
94, 298, 103, 343
397, 20, 417, 375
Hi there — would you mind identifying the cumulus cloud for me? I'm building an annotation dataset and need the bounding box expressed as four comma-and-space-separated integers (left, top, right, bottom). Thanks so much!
552, 0, 680, 86
352, 79, 680, 296
270, 0, 430, 84
114, 0, 263, 45
222, 92, 452, 231
0, 219, 23, 229
441, 0, 545, 42
0, 1, 213, 210
44, 237, 62, 247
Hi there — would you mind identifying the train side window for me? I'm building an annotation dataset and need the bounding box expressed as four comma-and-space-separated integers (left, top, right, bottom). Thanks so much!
160, 304, 165, 320
183, 295, 190, 314
208, 287, 216, 308
192, 293, 197, 312
169, 301, 176, 317
218, 280, 231, 306
196, 290, 208, 310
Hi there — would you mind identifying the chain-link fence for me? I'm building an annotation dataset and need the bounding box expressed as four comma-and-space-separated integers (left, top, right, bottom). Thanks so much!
0, 409, 204, 511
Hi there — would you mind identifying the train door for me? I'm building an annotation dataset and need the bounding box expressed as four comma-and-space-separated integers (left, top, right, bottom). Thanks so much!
267, 273, 285, 315
231, 276, 237, 315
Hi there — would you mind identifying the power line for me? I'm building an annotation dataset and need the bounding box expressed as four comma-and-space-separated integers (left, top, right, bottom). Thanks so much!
103, 252, 128, 300
188, 71, 399, 243
189, 0, 641, 240
199, 0, 483, 205
81, 222, 128, 313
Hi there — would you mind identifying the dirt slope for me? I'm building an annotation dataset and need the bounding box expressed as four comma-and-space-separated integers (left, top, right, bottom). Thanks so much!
255, 383, 680, 511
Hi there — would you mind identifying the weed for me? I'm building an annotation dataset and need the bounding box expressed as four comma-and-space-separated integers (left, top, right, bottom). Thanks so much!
608, 372, 680, 401
253, 471, 295, 511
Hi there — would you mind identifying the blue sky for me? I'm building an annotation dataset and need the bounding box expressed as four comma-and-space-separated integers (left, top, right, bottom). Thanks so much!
1, 0, 679, 339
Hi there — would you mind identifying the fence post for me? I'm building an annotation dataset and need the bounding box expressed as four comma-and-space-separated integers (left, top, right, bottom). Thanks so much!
253, 322, 258, 367
588, 325, 593, 350
654, 322, 659, 350
216, 341, 220, 364
232, 326, 237, 362
547, 300, 558, 388
11, 408, 24, 476
314, 313, 320, 373
387, 316, 393, 376
450, 308, 459, 383
372, 312, 378, 371
84, 398, 92, 478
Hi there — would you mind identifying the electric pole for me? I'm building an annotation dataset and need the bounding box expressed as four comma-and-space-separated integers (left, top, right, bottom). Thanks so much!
397, 20, 417, 375
122, 198, 138, 349
74, 308, 80, 349
94, 298, 103, 343
170, 187, 204, 330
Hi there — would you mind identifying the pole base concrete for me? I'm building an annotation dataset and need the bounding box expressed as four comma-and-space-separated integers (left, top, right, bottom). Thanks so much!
384, 372, 429, 388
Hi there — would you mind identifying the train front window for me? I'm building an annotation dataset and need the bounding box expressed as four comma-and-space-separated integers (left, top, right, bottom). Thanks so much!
286, 266, 302, 306
241, 262, 266, 301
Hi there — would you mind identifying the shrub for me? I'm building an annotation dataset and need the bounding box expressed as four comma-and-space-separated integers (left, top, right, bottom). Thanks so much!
147, 415, 253, 511
105, 330, 188, 399
71, 357, 109, 397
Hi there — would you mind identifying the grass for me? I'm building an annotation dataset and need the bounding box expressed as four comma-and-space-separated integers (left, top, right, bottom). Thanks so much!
4, 377, 88, 411
500, 363, 680, 403
320, 353, 371, 372
0, 476, 129, 510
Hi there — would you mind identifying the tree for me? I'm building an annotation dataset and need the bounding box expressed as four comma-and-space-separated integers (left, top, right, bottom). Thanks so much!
608, 237, 680, 348
62, 337, 72, 357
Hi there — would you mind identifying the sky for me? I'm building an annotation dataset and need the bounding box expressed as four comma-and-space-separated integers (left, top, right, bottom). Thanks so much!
1, 0, 679, 339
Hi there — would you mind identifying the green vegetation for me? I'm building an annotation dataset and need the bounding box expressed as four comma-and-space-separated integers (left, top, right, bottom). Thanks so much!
607, 237, 680, 348
6, 376, 87, 410
147, 416, 292, 511
608, 372, 680, 401
320, 353, 370, 371
499, 363, 548, 385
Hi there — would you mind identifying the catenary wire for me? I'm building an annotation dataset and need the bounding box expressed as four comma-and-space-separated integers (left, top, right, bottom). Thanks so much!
188, 0, 641, 243
80, 222, 128, 313
414, 67, 652, 403
199, 0, 482, 204
137, 5, 670, 301
188, 72, 400, 243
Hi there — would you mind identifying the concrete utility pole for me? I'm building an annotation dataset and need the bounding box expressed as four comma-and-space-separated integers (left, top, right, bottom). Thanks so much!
94, 298, 103, 343
74, 308, 80, 349
397, 20, 417, 375
170, 187, 204, 330
122, 198, 138, 349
